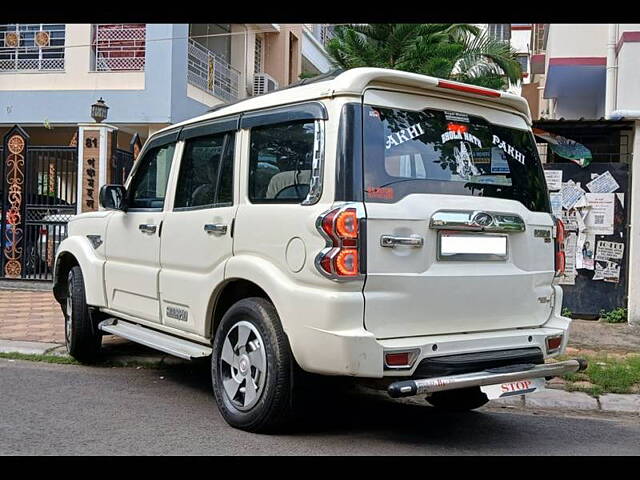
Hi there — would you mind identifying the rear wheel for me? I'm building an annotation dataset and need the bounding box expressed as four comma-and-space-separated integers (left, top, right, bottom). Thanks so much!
65, 266, 101, 362
426, 387, 489, 411
211, 297, 294, 433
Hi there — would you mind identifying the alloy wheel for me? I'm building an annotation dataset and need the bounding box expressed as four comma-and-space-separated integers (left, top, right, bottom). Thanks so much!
219, 320, 267, 411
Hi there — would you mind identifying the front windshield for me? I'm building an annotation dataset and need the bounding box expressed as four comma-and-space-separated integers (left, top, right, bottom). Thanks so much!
362, 105, 550, 212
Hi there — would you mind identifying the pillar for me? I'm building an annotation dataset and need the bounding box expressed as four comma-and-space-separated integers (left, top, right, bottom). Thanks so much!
628, 120, 640, 325
76, 123, 118, 214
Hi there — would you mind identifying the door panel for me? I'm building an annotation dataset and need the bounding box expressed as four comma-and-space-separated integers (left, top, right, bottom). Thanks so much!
159, 207, 235, 335
104, 211, 164, 322
104, 141, 177, 323
158, 131, 237, 336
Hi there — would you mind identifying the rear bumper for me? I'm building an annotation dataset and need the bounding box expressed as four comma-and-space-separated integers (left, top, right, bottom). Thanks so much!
293, 320, 571, 378
388, 359, 587, 398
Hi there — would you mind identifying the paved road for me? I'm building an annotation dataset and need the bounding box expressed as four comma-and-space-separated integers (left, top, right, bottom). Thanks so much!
1, 358, 639, 456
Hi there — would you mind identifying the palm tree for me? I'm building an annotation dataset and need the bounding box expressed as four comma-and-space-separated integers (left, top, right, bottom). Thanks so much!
325, 24, 522, 90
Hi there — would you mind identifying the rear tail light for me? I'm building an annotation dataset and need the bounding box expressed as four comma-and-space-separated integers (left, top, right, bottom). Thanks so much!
546, 334, 563, 354
316, 206, 362, 279
554, 217, 566, 277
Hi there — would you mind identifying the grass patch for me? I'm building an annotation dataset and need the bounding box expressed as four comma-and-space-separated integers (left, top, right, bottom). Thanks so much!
557, 352, 640, 395
0, 350, 195, 370
0, 352, 79, 365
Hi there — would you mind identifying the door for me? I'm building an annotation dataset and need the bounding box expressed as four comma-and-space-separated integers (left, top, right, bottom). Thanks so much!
361, 89, 556, 339
159, 130, 237, 336
104, 141, 177, 323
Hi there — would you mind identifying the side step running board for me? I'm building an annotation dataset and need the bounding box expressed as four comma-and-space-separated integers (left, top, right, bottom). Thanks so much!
98, 318, 212, 360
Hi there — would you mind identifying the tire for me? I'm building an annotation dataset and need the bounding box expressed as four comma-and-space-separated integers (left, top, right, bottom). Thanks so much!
211, 297, 294, 433
426, 387, 490, 411
64, 266, 101, 362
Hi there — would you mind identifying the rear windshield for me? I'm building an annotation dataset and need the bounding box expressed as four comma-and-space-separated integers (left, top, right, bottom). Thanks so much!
362, 105, 550, 212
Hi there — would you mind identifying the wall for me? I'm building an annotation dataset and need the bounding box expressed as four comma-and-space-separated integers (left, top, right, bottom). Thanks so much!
615, 24, 640, 112
545, 24, 608, 62
0, 24, 212, 126
263, 25, 302, 87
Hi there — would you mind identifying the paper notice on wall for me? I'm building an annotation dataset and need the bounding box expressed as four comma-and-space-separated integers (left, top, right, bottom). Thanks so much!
583, 193, 615, 235
544, 170, 563, 191
558, 232, 577, 285
562, 209, 579, 231
577, 233, 595, 270
561, 181, 586, 210
616, 193, 624, 208
595, 240, 624, 261
586, 171, 620, 193
550, 192, 562, 217
593, 261, 621, 283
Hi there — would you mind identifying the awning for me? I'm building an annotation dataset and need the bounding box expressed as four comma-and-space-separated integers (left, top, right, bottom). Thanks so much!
533, 128, 592, 167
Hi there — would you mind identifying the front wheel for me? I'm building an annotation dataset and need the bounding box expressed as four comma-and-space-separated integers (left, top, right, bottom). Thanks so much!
65, 266, 101, 362
211, 297, 294, 433
426, 387, 489, 411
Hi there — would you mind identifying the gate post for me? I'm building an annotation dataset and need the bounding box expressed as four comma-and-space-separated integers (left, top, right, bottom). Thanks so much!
628, 120, 640, 325
76, 123, 118, 214
1, 125, 30, 278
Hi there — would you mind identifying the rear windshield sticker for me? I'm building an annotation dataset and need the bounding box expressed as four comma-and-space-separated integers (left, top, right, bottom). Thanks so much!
444, 111, 470, 123
385, 122, 425, 149
491, 147, 510, 173
453, 143, 481, 179
365, 186, 394, 199
441, 129, 482, 148
492, 135, 526, 165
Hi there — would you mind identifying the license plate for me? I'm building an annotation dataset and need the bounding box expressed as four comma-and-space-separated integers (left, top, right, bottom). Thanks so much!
438, 232, 507, 261
480, 377, 546, 400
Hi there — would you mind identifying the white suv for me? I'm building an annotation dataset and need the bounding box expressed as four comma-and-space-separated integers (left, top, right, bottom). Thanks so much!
53, 68, 585, 432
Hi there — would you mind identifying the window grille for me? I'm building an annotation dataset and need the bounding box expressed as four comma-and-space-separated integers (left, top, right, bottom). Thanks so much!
254, 36, 262, 74
93, 24, 146, 71
0, 23, 65, 72
488, 24, 511, 42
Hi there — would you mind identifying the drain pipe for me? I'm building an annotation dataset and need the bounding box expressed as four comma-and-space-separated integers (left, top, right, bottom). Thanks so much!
605, 24, 618, 119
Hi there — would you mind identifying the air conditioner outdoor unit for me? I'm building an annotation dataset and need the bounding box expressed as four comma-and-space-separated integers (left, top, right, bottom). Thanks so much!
253, 73, 279, 96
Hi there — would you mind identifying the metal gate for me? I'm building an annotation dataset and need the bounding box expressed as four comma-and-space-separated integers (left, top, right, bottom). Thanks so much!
1, 126, 77, 280
112, 148, 134, 185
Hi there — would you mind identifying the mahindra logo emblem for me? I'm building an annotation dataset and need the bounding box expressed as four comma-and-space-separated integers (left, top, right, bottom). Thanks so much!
472, 212, 494, 227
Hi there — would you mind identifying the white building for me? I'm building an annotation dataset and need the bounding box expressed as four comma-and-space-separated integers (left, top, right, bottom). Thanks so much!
475, 23, 532, 95
523, 24, 640, 325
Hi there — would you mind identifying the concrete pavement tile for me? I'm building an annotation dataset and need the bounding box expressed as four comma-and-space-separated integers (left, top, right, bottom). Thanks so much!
525, 390, 599, 410
0, 339, 62, 355
599, 394, 640, 414
488, 395, 525, 407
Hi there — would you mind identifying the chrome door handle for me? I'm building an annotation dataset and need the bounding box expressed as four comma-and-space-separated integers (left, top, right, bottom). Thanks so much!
204, 223, 228, 235
380, 234, 424, 248
139, 224, 157, 234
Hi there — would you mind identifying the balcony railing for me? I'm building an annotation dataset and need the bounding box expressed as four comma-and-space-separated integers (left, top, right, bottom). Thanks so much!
303, 24, 334, 48
93, 24, 146, 71
187, 38, 240, 103
0, 24, 65, 72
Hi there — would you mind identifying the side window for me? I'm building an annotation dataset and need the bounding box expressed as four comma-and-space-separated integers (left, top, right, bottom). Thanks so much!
128, 143, 176, 209
174, 132, 235, 210
248, 121, 316, 203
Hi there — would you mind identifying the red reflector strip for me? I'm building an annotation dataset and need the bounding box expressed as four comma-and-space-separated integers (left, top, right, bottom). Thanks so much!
437, 80, 501, 98
385, 352, 410, 366
546, 335, 563, 352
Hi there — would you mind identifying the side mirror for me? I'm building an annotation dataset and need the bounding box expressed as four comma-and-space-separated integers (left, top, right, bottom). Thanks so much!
99, 184, 127, 211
